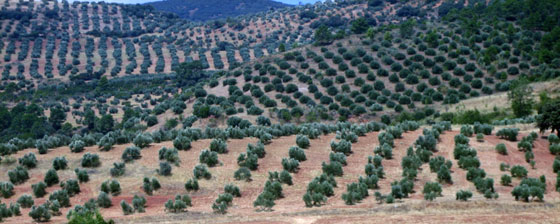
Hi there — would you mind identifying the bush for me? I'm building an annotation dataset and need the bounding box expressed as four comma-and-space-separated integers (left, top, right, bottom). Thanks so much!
110, 162, 126, 177
132, 195, 147, 212
120, 200, 134, 215
75, 168, 90, 183
282, 158, 300, 173
18, 153, 37, 169
374, 143, 393, 159
60, 179, 80, 196
330, 139, 352, 155
122, 146, 142, 162
289, 146, 307, 162
69, 140, 85, 153
476, 133, 484, 142
423, 182, 442, 201
44, 169, 59, 187
225, 184, 241, 197
97, 192, 112, 208
501, 174, 512, 186
173, 136, 191, 150
460, 125, 473, 137
549, 134, 560, 145
98, 135, 115, 151
549, 144, 560, 155
341, 182, 369, 205
200, 149, 219, 167
459, 156, 480, 170
17, 194, 34, 208
437, 165, 452, 184
133, 133, 153, 148
193, 164, 212, 180
165, 195, 190, 213
496, 143, 508, 155
511, 165, 528, 178
29, 205, 51, 222
237, 152, 258, 170
210, 139, 228, 154
159, 147, 180, 166
511, 178, 546, 202
322, 161, 343, 176
213, 193, 233, 214
378, 132, 394, 147
329, 152, 347, 166
8, 165, 29, 185
52, 157, 68, 170
296, 135, 310, 149
456, 190, 473, 201
81, 153, 101, 167
142, 177, 160, 195
101, 180, 121, 196
32, 182, 47, 198
157, 162, 172, 176
49, 190, 70, 207
234, 167, 252, 182
184, 178, 199, 191
496, 128, 519, 141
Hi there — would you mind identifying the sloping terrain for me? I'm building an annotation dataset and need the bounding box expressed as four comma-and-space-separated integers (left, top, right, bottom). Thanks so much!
0, 125, 558, 223
147, 0, 291, 21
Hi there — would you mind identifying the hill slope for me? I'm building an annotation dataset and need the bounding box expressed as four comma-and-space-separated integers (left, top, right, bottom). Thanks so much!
147, 0, 291, 21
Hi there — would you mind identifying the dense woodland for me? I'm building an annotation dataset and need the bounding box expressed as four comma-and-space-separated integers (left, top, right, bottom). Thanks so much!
0, 0, 559, 222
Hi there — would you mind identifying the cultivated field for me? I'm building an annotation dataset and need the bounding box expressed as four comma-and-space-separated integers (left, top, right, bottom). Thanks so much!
1, 126, 558, 224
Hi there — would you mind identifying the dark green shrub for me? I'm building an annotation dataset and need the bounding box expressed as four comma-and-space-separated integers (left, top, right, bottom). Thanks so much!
110, 162, 125, 177
289, 146, 307, 162
210, 139, 228, 154
81, 153, 101, 167
322, 161, 343, 176
501, 174, 512, 186
184, 178, 199, 191
282, 158, 300, 173
173, 136, 191, 150
18, 153, 37, 169
122, 146, 141, 162
101, 180, 121, 196
157, 162, 172, 176
120, 200, 134, 215
60, 179, 80, 196
224, 184, 241, 197
296, 135, 310, 149
17, 194, 34, 208
200, 149, 219, 167
44, 169, 59, 187
49, 190, 70, 207
29, 204, 51, 222
193, 164, 211, 180
423, 182, 442, 201
496, 143, 508, 155
456, 190, 472, 201
511, 165, 528, 178
97, 191, 112, 208
234, 167, 252, 182
75, 168, 90, 183
52, 157, 68, 170
133, 133, 153, 148
32, 182, 47, 198
496, 128, 519, 141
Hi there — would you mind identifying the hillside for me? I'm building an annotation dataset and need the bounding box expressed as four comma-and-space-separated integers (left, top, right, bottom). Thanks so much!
147, 0, 291, 21
1, 122, 559, 223
1, 0, 560, 223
